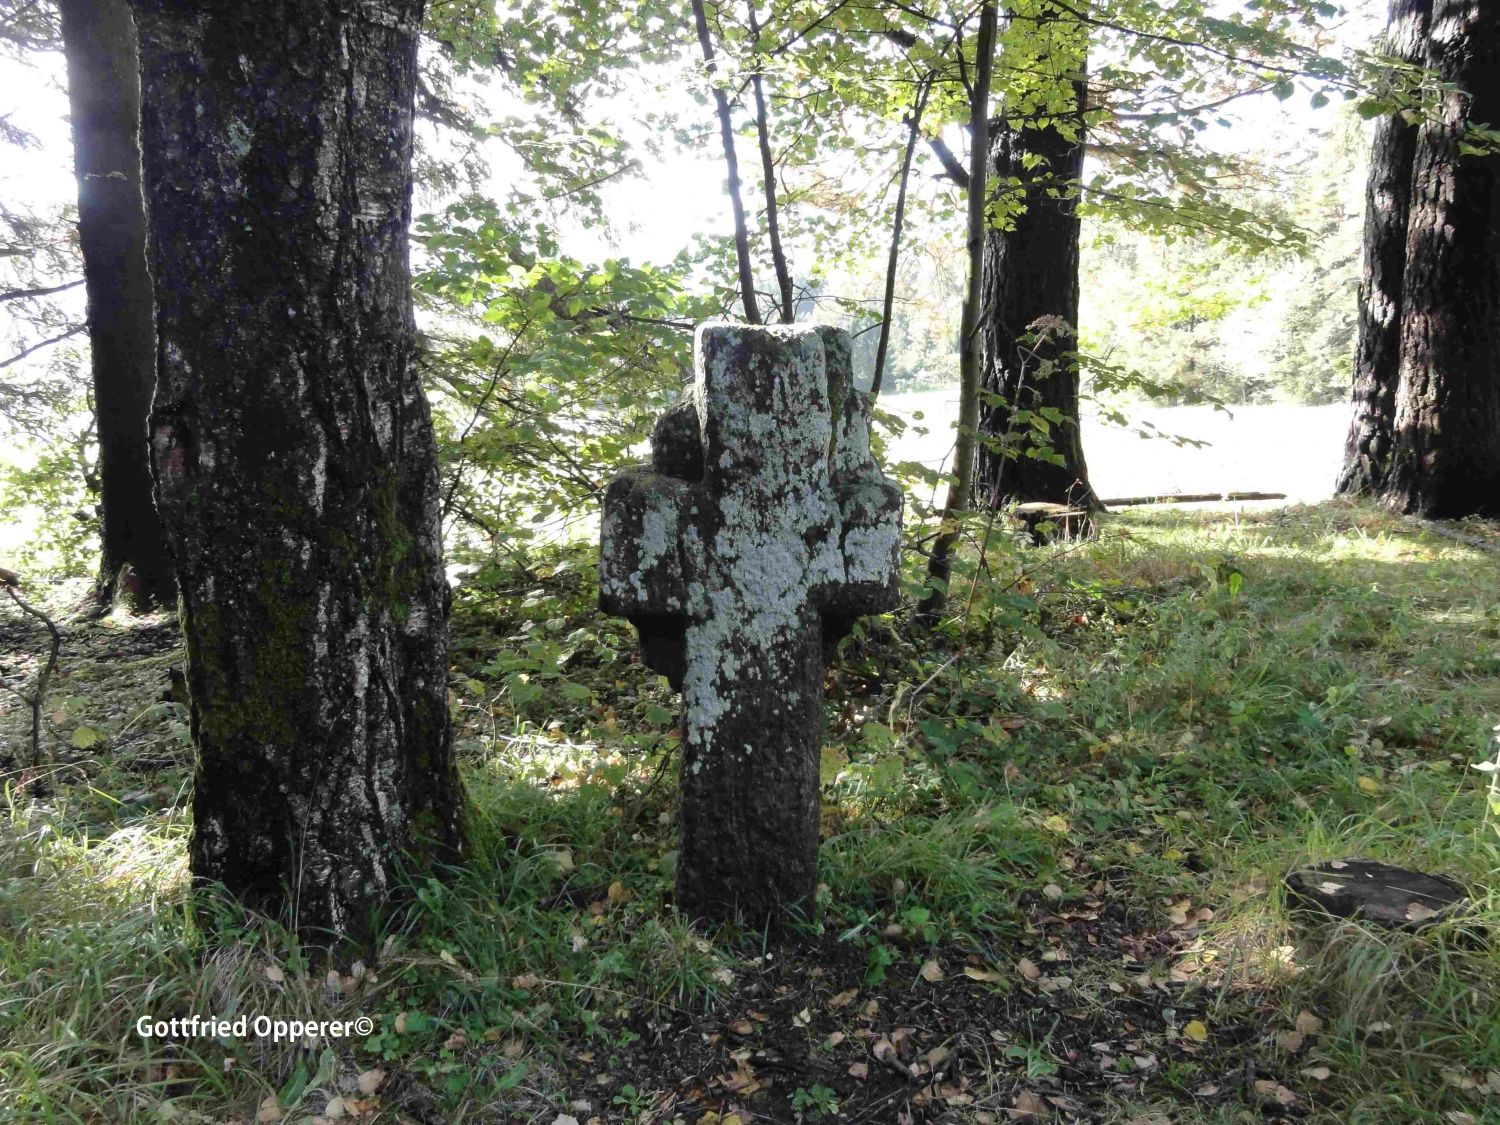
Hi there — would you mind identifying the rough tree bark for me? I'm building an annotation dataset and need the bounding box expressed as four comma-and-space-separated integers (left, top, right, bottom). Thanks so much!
130, 0, 464, 941
57, 0, 175, 610
972, 35, 1096, 512
1381, 0, 1500, 517
1336, 0, 1432, 498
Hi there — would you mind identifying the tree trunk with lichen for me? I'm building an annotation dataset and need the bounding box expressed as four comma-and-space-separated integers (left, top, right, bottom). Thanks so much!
1381, 0, 1500, 516
973, 32, 1096, 513
130, 0, 463, 942
58, 0, 175, 611
1336, 0, 1431, 499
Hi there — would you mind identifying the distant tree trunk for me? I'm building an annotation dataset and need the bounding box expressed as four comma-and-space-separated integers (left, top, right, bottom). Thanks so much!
57, 0, 175, 611
871, 75, 931, 401
1381, 0, 1500, 517
746, 3, 794, 323
692, 0, 761, 324
1336, 0, 1432, 498
131, 0, 464, 942
973, 37, 1096, 512
917, 0, 997, 625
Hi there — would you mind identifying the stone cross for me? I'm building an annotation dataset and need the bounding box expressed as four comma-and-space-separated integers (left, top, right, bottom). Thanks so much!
600, 323, 903, 923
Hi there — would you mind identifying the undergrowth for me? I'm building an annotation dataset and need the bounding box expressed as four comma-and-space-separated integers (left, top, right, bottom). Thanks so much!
0, 501, 1496, 1123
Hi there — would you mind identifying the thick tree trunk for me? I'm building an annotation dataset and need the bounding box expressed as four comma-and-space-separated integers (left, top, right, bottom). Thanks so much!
1336, 0, 1432, 498
57, 0, 175, 611
1381, 0, 1500, 517
973, 46, 1096, 512
130, 0, 464, 942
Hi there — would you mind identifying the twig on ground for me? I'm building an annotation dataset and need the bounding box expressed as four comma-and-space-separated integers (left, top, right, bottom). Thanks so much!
2, 579, 63, 767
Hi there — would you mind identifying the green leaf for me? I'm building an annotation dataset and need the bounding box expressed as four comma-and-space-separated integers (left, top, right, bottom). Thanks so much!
71, 726, 103, 749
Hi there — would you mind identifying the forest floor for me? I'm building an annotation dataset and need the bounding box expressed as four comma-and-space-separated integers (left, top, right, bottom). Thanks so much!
1, 501, 1498, 1124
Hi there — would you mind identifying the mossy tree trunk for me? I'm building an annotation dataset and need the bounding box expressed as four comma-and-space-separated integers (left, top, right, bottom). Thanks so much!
130, 0, 464, 942
1381, 0, 1500, 517
58, 0, 175, 611
1336, 0, 1432, 499
973, 20, 1096, 512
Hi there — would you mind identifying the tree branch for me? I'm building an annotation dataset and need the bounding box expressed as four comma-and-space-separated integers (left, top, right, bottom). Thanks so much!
0, 278, 83, 305
0, 324, 85, 370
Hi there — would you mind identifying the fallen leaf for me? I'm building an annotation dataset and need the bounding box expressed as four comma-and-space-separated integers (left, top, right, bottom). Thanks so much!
1193, 1084, 1220, 1097
356, 1069, 386, 1094
919, 959, 944, 982
1406, 901, 1440, 922
512, 973, 541, 990
1183, 1020, 1208, 1042
1276, 1030, 1306, 1053
1254, 1080, 1297, 1106
1009, 1090, 1048, 1119
256, 1095, 281, 1123
1294, 1010, 1324, 1036
324, 1096, 346, 1119
606, 881, 633, 905
1301, 1066, 1332, 1081
1357, 775, 1383, 794
263, 964, 285, 984
964, 965, 1004, 982
829, 988, 859, 1008
848, 1062, 869, 1079
1042, 883, 1064, 901
728, 1019, 753, 1036
1017, 958, 1042, 981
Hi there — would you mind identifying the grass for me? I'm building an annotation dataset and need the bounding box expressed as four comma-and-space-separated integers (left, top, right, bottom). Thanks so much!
0, 500, 1496, 1123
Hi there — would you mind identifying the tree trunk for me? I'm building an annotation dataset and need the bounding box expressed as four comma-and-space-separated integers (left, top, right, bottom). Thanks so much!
57, 0, 175, 611
917, 1, 998, 625
1336, 0, 1432, 498
692, 0, 761, 324
973, 39, 1096, 512
1381, 0, 1500, 517
130, 0, 464, 942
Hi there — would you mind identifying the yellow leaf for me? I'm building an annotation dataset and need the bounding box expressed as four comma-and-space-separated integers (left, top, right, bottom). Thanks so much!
607, 881, 633, 905
1042, 815, 1070, 834
1183, 1020, 1208, 1042
964, 965, 1004, 982
1356, 775, 1383, 795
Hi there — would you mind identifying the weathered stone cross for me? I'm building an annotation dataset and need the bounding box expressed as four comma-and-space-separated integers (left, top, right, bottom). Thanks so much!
600, 323, 902, 922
